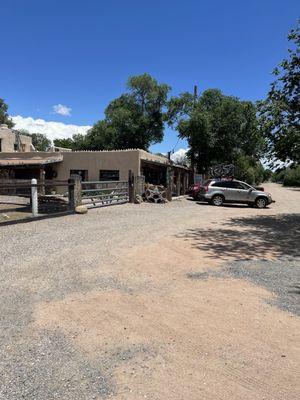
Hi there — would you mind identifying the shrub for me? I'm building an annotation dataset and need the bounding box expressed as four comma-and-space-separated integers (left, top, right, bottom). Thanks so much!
262, 169, 273, 182
234, 154, 266, 185
282, 166, 300, 186
272, 169, 286, 183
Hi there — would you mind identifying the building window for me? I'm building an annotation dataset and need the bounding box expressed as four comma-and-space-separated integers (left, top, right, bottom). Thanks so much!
0, 139, 2, 152
21, 144, 26, 152
99, 170, 119, 181
14, 143, 18, 151
70, 170, 88, 181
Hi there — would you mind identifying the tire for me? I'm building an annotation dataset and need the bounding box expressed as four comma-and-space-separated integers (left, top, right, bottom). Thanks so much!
255, 197, 267, 209
211, 194, 224, 206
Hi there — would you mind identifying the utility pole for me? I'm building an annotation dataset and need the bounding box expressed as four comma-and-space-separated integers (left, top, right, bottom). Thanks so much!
193, 85, 198, 107
191, 85, 198, 173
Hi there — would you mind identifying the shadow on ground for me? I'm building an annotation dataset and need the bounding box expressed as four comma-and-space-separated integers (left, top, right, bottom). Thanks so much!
177, 213, 300, 260
187, 257, 300, 316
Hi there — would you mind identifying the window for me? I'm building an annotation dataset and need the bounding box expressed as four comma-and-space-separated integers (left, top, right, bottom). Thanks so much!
0, 139, 2, 152
239, 182, 252, 190
230, 181, 250, 189
212, 181, 231, 188
229, 181, 242, 189
70, 170, 88, 181
99, 170, 119, 181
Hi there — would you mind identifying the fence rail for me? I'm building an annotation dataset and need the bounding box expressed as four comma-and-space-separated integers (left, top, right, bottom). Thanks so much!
81, 180, 129, 207
0, 179, 77, 224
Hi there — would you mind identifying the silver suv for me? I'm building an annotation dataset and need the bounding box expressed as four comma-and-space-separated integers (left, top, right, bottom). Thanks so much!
198, 179, 274, 208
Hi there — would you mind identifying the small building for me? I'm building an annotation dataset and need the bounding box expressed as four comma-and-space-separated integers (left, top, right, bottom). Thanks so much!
0, 124, 32, 153
52, 149, 191, 195
0, 126, 192, 197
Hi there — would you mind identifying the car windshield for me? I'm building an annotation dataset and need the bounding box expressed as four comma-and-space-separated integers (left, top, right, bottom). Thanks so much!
203, 179, 212, 186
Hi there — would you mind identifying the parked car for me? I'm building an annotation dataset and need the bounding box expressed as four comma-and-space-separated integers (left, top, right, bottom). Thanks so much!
187, 183, 202, 199
195, 179, 274, 208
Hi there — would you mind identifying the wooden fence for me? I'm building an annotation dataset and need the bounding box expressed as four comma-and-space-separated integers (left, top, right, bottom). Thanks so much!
0, 179, 77, 224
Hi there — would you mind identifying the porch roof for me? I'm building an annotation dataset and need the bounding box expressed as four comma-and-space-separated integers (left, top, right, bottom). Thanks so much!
0, 152, 63, 167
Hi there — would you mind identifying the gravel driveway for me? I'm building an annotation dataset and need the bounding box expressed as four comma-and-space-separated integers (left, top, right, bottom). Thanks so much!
0, 183, 299, 400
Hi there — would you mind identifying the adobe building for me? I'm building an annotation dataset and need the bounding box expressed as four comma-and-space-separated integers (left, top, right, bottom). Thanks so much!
0, 124, 32, 153
0, 125, 192, 196
54, 149, 191, 195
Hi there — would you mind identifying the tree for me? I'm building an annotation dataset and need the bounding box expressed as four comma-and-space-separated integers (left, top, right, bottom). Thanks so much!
19, 130, 51, 151
258, 22, 300, 164
53, 138, 75, 149
53, 134, 86, 150
167, 89, 264, 173
0, 98, 14, 128
29, 133, 51, 151
86, 74, 170, 150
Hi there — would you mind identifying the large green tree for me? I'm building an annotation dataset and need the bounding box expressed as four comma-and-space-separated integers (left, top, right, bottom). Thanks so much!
258, 22, 300, 163
84, 74, 170, 150
0, 98, 14, 128
167, 89, 264, 173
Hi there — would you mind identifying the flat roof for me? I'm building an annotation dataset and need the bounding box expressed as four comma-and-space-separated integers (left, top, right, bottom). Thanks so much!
0, 152, 63, 167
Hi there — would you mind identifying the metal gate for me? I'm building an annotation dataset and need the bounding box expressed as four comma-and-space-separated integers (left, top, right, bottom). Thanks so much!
81, 180, 129, 208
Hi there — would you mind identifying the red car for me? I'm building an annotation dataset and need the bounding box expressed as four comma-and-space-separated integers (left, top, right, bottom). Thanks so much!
187, 182, 204, 200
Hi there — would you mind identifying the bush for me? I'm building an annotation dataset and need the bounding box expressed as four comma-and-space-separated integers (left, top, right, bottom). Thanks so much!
234, 154, 266, 185
262, 169, 273, 182
282, 166, 300, 186
272, 169, 286, 183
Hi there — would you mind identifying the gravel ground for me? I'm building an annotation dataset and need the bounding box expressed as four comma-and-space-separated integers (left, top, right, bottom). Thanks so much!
0, 183, 299, 399
188, 256, 300, 315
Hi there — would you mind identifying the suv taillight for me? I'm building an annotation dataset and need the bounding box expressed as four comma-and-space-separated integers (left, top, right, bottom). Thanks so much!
204, 186, 209, 192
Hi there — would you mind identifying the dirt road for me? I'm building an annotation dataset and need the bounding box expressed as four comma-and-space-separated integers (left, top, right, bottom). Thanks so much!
0, 183, 299, 399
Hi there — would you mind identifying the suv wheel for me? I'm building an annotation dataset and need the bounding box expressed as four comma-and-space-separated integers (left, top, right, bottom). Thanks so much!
211, 195, 224, 206
255, 197, 267, 209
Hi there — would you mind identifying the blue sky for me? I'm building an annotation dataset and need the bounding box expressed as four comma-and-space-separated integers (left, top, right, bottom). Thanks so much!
1, 0, 299, 153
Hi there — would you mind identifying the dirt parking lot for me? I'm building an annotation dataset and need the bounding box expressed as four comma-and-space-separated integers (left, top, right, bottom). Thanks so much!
0, 183, 299, 400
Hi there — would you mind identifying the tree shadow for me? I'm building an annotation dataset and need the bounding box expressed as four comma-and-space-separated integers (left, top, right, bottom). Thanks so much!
176, 213, 300, 260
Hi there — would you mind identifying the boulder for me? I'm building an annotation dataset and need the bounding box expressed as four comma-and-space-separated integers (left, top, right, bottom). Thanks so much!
134, 194, 143, 204
75, 205, 88, 214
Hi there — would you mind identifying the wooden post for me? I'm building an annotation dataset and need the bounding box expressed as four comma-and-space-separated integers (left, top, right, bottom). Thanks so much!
128, 170, 134, 203
31, 178, 38, 217
68, 174, 82, 210
40, 168, 45, 195
177, 170, 181, 196
166, 166, 173, 201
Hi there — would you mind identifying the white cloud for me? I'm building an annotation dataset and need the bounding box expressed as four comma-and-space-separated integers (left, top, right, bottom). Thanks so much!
171, 148, 188, 163
11, 115, 91, 142
52, 104, 72, 116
